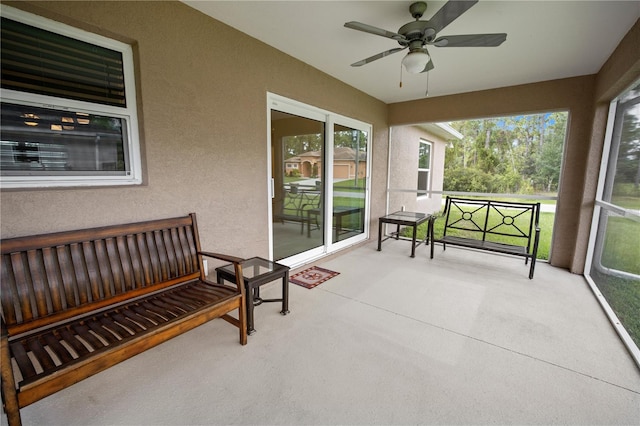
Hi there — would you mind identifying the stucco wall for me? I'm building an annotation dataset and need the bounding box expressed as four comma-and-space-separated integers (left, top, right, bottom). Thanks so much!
0, 1, 389, 260
388, 126, 446, 215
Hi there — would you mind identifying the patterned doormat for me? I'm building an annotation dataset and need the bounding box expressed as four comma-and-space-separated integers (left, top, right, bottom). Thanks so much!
290, 266, 340, 289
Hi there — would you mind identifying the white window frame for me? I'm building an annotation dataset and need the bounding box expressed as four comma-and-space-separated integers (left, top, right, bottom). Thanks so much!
417, 139, 432, 199
0, 5, 142, 189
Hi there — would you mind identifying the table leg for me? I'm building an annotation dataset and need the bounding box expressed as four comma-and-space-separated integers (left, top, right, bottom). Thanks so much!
410, 224, 418, 258
281, 271, 290, 315
377, 219, 383, 251
395, 224, 400, 239
246, 282, 256, 335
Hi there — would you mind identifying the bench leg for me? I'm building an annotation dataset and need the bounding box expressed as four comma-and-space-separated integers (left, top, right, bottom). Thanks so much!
238, 298, 248, 345
529, 256, 537, 279
1, 334, 21, 426
429, 219, 435, 259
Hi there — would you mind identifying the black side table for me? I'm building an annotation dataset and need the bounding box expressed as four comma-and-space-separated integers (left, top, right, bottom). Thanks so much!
378, 211, 432, 257
215, 257, 290, 335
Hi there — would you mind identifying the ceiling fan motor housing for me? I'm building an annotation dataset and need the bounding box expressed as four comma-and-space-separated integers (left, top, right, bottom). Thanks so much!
410, 2, 428, 19
398, 21, 436, 45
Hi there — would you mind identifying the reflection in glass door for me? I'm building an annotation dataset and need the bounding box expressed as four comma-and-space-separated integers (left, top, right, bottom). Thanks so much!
271, 110, 325, 261
331, 124, 368, 244
268, 94, 371, 267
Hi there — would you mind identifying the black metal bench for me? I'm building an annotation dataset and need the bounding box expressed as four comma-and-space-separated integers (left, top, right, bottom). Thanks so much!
429, 197, 541, 279
273, 183, 322, 234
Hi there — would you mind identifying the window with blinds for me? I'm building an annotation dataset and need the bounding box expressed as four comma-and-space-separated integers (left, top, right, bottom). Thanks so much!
1, 17, 126, 108
0, 5, 141, 188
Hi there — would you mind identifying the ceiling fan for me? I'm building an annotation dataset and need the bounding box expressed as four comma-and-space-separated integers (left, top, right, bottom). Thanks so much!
345, 0, 507, 74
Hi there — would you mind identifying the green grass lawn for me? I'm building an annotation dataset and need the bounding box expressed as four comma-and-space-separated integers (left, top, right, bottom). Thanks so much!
592, 270, 640, 349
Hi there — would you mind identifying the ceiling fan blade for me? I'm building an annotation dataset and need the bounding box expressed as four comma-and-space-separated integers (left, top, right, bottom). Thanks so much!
428, 0, 478, 34
344, 21, 405, 41
351, 47, 407, 67
420, 59, 435, 73
433, 33, 507, 47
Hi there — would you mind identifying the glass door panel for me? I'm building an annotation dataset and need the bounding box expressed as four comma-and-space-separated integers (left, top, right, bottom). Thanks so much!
271, 110, 324, 261
331, 124, 368, 244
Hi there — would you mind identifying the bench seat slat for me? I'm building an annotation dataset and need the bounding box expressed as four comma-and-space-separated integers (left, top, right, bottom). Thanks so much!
132, 305, 169, 324
111, 312, 145, 333
9, 342, 37, 381
27, 338, 56, 373
439, 236, 528, 256
86, 319, 120, 344
98, 316, 134, 340
58, 328, 90, 357
148, 298, 188, 316
72, 324, 105, 350
182, 287, 220, 303
42, 332, 75, 364
121, 309, 156, 329
163, 293, 203, 310
141, 301, 179, 319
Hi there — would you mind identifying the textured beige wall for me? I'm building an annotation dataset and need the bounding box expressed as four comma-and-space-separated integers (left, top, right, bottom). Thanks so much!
388, 126, 446, 215
0, 1, 388, 260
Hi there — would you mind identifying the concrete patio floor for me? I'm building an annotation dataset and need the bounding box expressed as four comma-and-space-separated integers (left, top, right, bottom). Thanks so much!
5, 239, 640, 425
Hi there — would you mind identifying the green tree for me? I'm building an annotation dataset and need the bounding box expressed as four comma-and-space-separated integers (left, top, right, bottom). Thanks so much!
447, 112, 568, 195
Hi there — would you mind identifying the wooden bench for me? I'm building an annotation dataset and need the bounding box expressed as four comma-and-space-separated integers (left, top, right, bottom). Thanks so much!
429, 197, 541, 279
0, 213, 247, 426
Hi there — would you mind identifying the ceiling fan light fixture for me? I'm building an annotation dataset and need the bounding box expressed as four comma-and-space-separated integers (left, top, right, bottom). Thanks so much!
402, 51, 429, 74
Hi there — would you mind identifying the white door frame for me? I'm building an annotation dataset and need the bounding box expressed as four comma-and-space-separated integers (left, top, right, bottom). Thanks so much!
267, 93, 371, 268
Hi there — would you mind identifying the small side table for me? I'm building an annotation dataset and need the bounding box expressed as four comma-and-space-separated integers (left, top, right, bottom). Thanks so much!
215, 257, 290, 335
378, 211, 432, 257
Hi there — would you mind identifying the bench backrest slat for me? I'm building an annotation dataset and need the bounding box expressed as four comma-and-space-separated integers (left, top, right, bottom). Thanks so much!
1, 214, 202, 332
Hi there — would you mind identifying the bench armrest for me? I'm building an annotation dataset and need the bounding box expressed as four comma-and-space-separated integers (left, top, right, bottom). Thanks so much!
198, 251, 246, 298
198, 251, 244, 265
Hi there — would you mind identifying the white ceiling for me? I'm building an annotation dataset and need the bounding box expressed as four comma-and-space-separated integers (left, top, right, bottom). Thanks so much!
183, 1, 640, 104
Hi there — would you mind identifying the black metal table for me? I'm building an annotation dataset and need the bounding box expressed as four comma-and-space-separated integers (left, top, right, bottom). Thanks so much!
377, 211, 432, 257
216, 257, 290, 335
307, 206, 364, 240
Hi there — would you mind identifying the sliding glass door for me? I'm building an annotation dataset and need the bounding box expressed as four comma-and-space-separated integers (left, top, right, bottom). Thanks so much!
270, 109, 325, 262
330, 122, 368, 245
268, 94, 370, 267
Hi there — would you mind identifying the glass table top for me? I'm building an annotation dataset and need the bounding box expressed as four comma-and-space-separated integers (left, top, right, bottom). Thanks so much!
381, 211, 429, 222
217, 257, 288, 279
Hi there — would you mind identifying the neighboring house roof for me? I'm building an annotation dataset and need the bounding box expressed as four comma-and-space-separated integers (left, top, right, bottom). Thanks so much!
286, 147, 366, 163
